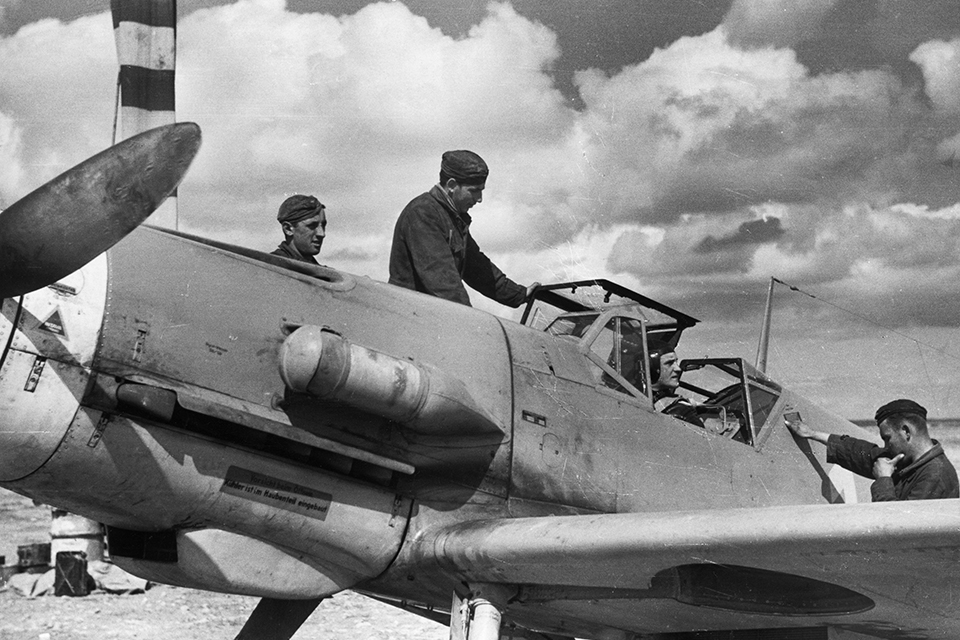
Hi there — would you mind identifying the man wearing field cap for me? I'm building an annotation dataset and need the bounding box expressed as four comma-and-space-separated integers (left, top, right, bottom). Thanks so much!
389, 150, 538, 307
785, 399, 958, 501
272, 194, 327, 265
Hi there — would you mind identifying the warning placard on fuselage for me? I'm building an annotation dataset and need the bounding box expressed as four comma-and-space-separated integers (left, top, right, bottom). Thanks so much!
221, 466, 332, 521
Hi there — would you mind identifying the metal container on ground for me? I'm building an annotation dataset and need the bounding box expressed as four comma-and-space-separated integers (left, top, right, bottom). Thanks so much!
17, 542, 50, 573
54, 551, 90, 597
50, 509, 104, 562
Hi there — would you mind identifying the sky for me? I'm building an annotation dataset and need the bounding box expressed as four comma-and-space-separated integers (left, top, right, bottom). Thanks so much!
2, 0, 960, 419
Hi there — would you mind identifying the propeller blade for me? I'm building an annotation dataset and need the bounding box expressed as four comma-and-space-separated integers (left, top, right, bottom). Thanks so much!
0, 122, 202, 299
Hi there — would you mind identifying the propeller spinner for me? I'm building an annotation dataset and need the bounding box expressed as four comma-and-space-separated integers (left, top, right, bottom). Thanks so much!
0, 122, 202, 299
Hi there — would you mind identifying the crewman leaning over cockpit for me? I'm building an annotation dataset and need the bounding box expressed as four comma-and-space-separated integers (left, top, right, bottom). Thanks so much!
785, 399, 959, 501
388, 150, 538, 307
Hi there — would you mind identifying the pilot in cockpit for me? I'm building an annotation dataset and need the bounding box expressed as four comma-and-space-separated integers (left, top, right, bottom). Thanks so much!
650, 346, 704, 428
650, 346, 745, 438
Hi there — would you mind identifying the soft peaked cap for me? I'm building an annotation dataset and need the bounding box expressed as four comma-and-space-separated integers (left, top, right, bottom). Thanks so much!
875, 399, 928, 425
441, 150, 488, 185
277, 195, 324, 224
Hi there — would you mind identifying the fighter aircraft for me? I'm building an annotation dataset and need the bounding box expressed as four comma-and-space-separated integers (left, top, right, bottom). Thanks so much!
3, 122, 960, 640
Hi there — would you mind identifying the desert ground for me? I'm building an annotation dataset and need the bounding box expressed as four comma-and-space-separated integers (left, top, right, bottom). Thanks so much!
0, 489, 446, 640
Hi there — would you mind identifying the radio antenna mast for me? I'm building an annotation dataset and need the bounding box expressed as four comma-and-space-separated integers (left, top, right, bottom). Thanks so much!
755, 277, 775, 373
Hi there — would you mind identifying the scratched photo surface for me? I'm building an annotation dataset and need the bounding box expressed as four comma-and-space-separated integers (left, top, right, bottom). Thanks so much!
3, 1, 960, 417
3, 2, 960, 640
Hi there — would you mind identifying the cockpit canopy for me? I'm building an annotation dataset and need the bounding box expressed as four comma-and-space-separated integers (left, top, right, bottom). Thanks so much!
522, 279, 698, 396
521, 279, 698, 348
522, 280, 782, 448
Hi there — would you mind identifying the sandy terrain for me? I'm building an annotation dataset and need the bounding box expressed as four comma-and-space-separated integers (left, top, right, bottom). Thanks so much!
0, 489, 447, 640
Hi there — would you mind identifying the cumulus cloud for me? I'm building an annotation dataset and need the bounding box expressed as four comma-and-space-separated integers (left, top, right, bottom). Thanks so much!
604, 212, 787, 288
697, 217, 785, 252
643, 199, 960, 326
3, 0, 960, 338
549, 25, 960, 329
936, 132, 960, 168
0, 14, 116, 204
722, 0, 838, 49
911, 37, 960, 115
570, 29, 934, 231
175, 0, 573, 257
908, 38, 960, 171
0, 113, 26, 204
0, 1, 21, 32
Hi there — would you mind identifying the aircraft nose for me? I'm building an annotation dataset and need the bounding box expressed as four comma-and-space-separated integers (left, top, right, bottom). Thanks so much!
0, 254, 108, 482
0, 349, 89, 482
1, 124, 197, 481
0, 122, 201, 299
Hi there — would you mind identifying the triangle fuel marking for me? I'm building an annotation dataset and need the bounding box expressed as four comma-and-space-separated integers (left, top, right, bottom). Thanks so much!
39, 308, 69, 340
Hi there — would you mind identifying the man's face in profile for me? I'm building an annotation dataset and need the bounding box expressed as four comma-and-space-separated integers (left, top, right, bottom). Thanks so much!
284, 210, 327, 256
879, 419, 910, 459
657, 351, 681, 391
448, 181, 484, 214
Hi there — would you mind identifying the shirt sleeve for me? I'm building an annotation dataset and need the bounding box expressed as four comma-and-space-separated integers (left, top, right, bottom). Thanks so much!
461, 234, 528, 308
827, 434, 881, 480
397, 205, 472, 305
870, 477, 898, 502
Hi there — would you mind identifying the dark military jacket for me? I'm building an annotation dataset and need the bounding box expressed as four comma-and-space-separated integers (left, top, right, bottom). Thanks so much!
827, 434, 960, 501
654, 390, 704, 428
271, 242, 319, 265
388, 185, 527, 307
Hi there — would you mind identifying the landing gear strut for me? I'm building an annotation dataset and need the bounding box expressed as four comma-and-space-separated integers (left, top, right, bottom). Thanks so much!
234, 597, 324, 640
450, 585, 511, 640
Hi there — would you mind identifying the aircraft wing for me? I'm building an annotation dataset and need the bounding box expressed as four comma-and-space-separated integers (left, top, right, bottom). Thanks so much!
426, 499, 960, 637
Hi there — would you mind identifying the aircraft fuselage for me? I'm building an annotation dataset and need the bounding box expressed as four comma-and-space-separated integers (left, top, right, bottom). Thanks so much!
0, 225, 873, 633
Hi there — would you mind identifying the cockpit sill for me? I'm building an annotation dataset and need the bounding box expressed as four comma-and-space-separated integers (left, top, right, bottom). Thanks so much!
145, 225, 356, 292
